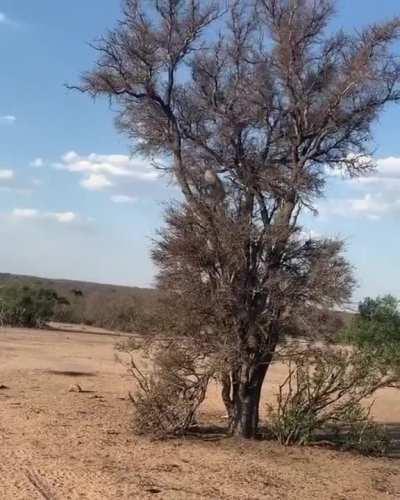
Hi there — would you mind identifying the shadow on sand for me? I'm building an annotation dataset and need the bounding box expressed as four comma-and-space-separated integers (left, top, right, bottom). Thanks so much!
184, 421, 400, 457
44, 369, 97, 378
385, 423, 400, 458
185, 423, 229, 441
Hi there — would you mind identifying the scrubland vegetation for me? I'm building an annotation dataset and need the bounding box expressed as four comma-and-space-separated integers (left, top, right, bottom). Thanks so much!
117, 295, 400, 456
2, 0, 400, 497
0, 283, 69, 328
2, 272, 399, 455
0, 273, 156, 331
75, 0, 400, 447
3, 0, 400, 456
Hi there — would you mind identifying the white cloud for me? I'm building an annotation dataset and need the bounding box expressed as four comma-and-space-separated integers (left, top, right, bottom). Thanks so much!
60, 151, 158, 180
298, 229, 322, 240
321, 155, 400, 221
62, 151, 79, 163
0, 115, 16, 124
12, 209, 81, 224
375, 156, 400, 179
0, 169, 41, 195
30, 158, 45, 168
352, 176, 400, 191
49, 212, 77, 223
0, 12, 18, 27
349, 156, 400, 188
350, 194, 390, 215
57, 151, 159, 191
13, 208, 38, 219
111, 194, 137, 204
325, 153, 373, 178
81, 173, 112, 191
319, 193, 400, 220
0, 169, 14, 180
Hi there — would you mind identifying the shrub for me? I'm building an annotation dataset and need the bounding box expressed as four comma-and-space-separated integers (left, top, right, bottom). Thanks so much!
332, 406, 390, 456
0, 285, 69, 328
341, 295, 400, 370
89, 300, 138, 332
266, 347, 397, 453
126, 343, 211, 437
76, 294, 147, 332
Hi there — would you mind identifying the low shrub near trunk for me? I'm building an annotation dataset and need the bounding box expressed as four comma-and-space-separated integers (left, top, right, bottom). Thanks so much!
125, 343, 212, 438
266, 347, 398, 454
332, 412, 390, 456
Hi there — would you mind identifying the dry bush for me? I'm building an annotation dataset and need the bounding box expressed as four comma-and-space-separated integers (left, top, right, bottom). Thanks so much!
86, 297, 138, 331
331, 405, 390, 456
126, 343, 212, 438
266, 347, 397, 454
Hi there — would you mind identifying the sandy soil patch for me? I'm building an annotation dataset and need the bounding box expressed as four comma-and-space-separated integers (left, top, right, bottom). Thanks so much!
0, 326, 399, 499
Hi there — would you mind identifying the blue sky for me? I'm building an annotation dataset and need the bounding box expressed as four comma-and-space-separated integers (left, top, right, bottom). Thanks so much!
1, 1, 400, 301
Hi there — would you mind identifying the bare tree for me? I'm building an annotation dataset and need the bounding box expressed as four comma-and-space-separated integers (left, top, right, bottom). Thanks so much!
77, 0, 400, 438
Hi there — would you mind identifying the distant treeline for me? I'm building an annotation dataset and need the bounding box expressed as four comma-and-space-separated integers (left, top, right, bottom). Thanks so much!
0, 273, 353, 334
0, 273, 158, 332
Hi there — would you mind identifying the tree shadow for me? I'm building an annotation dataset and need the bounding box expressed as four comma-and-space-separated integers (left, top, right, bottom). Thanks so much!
45, 369, 97, 378
187, 421, 400, 457
185, 423, 229, 441
384, 423, 400, 458
295, 422, 400, 459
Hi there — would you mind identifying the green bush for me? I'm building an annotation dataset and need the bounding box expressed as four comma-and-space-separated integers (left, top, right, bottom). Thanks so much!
341, 295, 400, 370
0, 285, 69, 328
266, 347, 396, 454
332, 406, 390, 456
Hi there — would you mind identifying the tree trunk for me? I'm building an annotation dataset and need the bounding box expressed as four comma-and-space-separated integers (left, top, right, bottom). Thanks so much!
227, 325, 280, 439
221, 370, 234, 420
229, 362, 268, 438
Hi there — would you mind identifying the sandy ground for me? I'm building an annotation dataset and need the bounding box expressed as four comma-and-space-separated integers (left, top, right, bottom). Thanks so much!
0, 326, 399, 499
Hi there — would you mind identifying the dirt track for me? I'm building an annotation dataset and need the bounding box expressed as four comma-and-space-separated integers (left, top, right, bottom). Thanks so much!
0, 327, 399, 499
